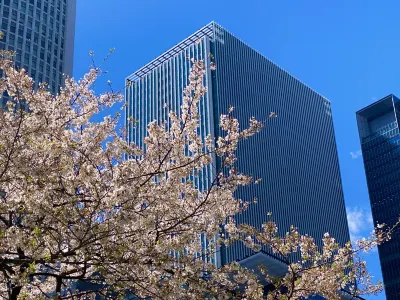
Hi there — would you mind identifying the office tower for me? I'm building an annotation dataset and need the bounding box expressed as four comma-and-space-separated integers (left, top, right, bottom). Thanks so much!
356, 94, 400, 300
0, 0, 76, 103
126, 22, 350, 267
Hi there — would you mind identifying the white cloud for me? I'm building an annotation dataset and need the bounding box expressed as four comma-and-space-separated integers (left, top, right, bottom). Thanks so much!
346, 207, 374, 244
367, 213, 373, 224
350, 150, 362, 159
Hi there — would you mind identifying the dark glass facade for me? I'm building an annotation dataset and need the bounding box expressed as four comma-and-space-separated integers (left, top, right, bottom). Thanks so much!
126, 22, 350, 267
357, 94, 400, 300
0, 0, 76, 102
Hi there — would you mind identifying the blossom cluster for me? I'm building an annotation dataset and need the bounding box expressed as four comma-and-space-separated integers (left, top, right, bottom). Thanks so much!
0, 52, 393, 299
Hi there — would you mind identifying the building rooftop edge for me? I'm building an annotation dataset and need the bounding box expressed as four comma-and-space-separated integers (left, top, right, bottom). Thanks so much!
126, 21, 330, 102
213, 23, 330, 103
356, 94, 395, 114
126, 21, 216, 82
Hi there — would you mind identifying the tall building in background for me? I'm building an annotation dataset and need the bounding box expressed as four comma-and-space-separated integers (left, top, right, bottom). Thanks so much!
126, 22, 350, 268
357, 95, 400, 300
0, 0, 76, 103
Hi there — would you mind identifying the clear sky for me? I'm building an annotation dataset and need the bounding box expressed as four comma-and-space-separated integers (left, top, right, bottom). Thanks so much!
74, 1, 400, 299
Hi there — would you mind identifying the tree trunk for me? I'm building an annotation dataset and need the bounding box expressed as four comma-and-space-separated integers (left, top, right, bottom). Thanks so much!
10, 286, 21, 300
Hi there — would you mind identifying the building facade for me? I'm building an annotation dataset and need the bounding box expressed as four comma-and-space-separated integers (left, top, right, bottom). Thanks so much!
356, 95, 400, 299
126, 22, 351, 267
0, 0, 76, 103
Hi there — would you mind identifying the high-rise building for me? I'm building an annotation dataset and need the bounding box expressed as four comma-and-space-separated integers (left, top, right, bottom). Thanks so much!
126, 22, 350, 268
0, 0, 76, 102
356, 94, 400, 300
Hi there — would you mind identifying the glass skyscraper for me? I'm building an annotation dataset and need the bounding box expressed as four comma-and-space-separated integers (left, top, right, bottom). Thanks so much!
126, 22, 351, 267
0, 0, 76, 101
357, 94, 400, 300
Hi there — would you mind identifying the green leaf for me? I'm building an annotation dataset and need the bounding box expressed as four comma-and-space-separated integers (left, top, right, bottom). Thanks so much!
28, 262, 36, 273
33, 226, 41, 237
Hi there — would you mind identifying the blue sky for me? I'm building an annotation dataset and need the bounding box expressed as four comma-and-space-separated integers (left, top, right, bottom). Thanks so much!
74, 1, 400, 298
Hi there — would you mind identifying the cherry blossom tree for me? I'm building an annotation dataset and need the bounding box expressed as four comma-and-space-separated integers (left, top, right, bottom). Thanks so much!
0, 45, 395, 299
